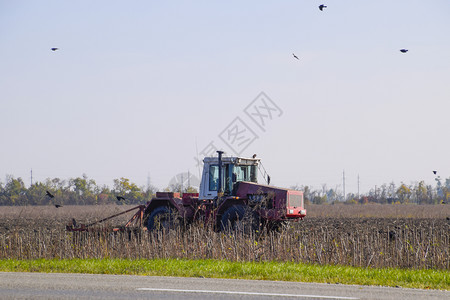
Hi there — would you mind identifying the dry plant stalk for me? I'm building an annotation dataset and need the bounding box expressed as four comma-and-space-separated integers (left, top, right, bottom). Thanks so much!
0, 215, 448, 270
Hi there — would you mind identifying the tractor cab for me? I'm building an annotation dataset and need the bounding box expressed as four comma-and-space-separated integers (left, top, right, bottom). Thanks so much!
199, 154, 259, 200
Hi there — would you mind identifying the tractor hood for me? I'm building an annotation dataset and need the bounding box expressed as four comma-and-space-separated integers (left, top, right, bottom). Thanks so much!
233, 181, 305, 212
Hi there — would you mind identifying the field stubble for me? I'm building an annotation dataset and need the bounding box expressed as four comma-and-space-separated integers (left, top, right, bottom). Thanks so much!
0, 204, 449, 270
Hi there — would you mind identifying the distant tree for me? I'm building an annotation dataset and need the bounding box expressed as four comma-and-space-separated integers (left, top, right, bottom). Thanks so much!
442, 177, 450, 203
306, 185, 328, 204
42, 177, 69, 204
2, 174, 450, 206
326, 188, 338, 203
312, 194, 327, 204
361, 196, 370, 204
68, 174, 97, 204
97, 185, 115, 204
377, 184, 388, 204
412, 181, 430, 204
139, 184, 157, 202
113, 177, 144, 204
2, 176, 27, 205
165, 182, 198, 194
26, 182, 50, 205
396, 183, 412, 203
345, 198, 358, 205
387, 182, 396, 200
345, 193, 359, 204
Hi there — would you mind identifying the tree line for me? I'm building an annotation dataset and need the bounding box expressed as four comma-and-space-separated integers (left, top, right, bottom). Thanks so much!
293, 176, 450, 205
0, 174, 448, 206
0, 174, 157, 206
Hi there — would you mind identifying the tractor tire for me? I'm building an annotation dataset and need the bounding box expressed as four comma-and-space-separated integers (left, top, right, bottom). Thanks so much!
146, 206, 180, 232
220, 205, 261, 234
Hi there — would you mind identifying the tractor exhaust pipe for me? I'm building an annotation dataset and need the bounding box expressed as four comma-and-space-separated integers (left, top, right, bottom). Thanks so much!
217, 150, 224, 196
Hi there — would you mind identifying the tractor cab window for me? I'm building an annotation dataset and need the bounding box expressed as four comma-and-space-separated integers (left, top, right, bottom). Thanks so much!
209, 165, 219, 191
234, 165, 258, 183
209, 162, 258, 195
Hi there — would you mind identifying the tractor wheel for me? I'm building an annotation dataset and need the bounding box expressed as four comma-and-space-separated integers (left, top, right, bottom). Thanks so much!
146, 206, 180, 232
220, 205, 260, 234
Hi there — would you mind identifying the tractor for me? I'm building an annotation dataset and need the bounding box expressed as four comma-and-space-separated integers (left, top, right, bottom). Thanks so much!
144, 151, 306, 232
66, 151, 306, 233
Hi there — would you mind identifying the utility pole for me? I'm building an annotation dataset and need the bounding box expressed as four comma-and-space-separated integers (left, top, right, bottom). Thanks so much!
181, 173, 184, 193
187, 170, 191, 188
30, 168, 33, 187
357, 174, 360, 200
342, 170, 346, 202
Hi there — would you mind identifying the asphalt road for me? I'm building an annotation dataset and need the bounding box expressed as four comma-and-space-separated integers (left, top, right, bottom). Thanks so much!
0, 272, 448, 300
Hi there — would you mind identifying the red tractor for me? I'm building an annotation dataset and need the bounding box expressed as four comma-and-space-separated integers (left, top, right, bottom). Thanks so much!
144, 151, 306, 232
67, 151, 306, 233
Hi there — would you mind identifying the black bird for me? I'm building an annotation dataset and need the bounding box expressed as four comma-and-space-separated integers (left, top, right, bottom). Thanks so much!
51, 48, 59, 51
116, 196, 125, 201
46, 191, 54, 198
400, 49, 408, 53
319, 4, 327, 11
388, 230, 397, 241
292, 53, 299, 60
54, 204, 63, 208
433, 170, 437, 175
252, 154, 257, 159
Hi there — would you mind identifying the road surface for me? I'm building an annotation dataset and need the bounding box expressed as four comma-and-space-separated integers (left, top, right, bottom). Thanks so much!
0, 272, 448, 299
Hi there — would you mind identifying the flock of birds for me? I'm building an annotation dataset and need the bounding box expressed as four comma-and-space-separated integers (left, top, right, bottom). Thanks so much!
291, 4, 409, 60
46, 4, 442, 208
50, 4, 410, 61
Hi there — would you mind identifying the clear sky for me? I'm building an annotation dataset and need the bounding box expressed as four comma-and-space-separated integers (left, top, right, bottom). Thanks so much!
1, 1, 449, 195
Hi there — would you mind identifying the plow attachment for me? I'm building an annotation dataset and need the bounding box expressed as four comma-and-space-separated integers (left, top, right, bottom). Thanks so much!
66, 205, 147, 232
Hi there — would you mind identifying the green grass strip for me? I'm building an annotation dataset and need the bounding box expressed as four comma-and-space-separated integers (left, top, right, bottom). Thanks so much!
0, 258, 448, 290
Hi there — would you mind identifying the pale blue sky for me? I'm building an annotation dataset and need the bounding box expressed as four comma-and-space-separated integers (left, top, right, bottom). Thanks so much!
1, 1, 449, 194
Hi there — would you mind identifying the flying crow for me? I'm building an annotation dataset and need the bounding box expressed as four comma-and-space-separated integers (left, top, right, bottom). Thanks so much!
51, 48, 59, 51
54, 204, 63, 208
400, 49, 408, 53
319, 4, 327, 11
292, 53, 299, 60
116, 196, 126, 201
433, 170, 437, 175
46, 191, 54, 198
